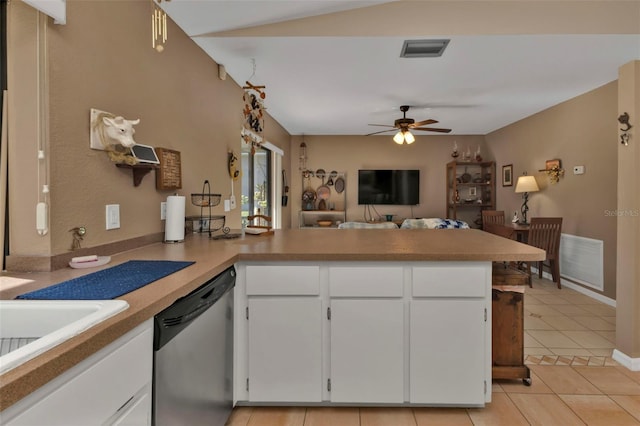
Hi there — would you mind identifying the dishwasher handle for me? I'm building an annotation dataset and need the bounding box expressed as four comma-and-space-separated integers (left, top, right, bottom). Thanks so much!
153, 266, 235, 350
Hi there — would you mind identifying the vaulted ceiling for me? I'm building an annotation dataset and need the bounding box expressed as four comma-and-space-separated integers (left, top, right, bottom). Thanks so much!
161, 0, 640, 135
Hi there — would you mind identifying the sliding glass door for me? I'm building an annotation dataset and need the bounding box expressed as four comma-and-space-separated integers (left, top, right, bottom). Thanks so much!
241, 144, 272, 225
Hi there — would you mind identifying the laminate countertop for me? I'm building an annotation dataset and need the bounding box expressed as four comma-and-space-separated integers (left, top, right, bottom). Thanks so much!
0, 229, 544, 410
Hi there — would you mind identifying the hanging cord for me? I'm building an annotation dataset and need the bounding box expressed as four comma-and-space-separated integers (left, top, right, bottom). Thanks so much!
36, 12, 49, 236
249, 58, 256, 81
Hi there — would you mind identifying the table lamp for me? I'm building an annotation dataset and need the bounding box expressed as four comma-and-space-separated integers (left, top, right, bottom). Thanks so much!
514, 174, 539, 224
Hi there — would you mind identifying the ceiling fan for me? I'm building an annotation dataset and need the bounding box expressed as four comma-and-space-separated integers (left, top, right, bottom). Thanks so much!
366, 105, 452, 144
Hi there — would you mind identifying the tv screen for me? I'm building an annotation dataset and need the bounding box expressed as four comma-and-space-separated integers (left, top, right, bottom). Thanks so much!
358, 169, 420, 205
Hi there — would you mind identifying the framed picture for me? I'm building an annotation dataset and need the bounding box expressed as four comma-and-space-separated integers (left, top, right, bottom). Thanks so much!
502, 164, 513, 187
469, 187, 477, 196
545, 159, 561, 170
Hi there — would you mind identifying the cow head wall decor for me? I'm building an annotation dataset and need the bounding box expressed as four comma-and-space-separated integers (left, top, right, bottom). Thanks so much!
90, 108, 141, 165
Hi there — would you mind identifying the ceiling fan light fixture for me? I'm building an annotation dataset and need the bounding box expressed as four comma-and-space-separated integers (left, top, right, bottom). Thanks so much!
404, 131, 415, 144
393, 130, 415, 145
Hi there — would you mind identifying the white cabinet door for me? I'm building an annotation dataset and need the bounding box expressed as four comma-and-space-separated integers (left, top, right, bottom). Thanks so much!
248, 298, 322, 402
410, 299, 485, 404
330, 299, 404, 403
2, 320, 152, 425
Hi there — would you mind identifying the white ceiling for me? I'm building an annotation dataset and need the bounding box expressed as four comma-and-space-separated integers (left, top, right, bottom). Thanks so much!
161, 0, 640, 136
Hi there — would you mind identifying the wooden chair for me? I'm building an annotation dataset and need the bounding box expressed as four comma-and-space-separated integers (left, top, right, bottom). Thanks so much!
484, 222, 514, 239
246, 210, 274, 236
481, 210, 505, 231
524, 217, 563, 288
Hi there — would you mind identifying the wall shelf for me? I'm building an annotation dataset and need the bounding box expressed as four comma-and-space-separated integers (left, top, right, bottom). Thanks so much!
116, 163, 158, 187
446, 161, 496, 228
299, 171, 346, 228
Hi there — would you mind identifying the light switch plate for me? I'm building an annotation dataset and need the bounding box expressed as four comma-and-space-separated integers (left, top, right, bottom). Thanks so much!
106, 204, 120, 230
573, 165, 585, 175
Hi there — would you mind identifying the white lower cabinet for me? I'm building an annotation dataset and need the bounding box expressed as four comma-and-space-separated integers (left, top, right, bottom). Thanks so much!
104, 383, 152, 425
330, 299, 404, 403
1, 319, 153, 425
410, 299, 486, 404
247, 298, 322, 402
237, 261, 490, 407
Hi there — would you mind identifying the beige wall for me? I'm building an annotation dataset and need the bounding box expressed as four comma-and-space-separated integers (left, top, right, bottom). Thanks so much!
616, 61, 640, 358
7, 1, 290, 261
289, 134, 487, 227
485, 82, 619, 299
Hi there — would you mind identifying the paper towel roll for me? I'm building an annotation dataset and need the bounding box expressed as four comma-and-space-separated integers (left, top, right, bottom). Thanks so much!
165, 195, 185, 243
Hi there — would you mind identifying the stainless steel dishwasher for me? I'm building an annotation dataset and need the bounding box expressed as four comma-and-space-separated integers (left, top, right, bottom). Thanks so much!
153, 265, 235, 425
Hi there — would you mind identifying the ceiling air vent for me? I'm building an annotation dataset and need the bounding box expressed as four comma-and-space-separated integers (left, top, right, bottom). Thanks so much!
400, 39, 450, 58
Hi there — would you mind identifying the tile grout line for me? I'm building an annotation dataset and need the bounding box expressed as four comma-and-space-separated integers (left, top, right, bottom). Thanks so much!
567, 365, 640, 422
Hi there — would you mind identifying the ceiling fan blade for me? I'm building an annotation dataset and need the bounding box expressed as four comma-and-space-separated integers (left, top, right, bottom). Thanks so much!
411, 119, 438, 127
412, 127, 452, 133
367, 124, 396, 128
365, 129, 396, 136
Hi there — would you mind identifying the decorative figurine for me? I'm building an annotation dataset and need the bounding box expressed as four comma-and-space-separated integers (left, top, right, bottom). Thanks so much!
69, 226, 86, 250
475, 145, 482, 162
512, 211, 519, 223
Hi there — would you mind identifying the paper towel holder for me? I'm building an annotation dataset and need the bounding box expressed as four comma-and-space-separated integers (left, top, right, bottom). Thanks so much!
164, 194, 186, 244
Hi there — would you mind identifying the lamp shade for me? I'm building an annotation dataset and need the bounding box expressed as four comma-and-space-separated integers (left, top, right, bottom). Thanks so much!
404, 131, 415, 144
515, 175, 540, 193
393, 130, 415, 144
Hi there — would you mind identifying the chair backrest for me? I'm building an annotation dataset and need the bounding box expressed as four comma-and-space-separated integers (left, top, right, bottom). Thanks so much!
481, 210, 505, 230
484, 222, 514, 239
527, 217, 563, 258
247, 213, 272, 230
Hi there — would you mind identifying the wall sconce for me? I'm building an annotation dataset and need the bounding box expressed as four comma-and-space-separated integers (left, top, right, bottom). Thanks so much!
514, 174, 539, 225
619, 112, 632, 146
539, 159, 564, 184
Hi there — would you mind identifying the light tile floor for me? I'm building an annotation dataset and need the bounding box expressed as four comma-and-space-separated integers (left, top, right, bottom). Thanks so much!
524, 276, 617, 367
227, 276, 639, 425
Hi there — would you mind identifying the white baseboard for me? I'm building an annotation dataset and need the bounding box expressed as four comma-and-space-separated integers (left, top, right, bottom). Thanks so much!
612, 349, 640, 371
534, 268, 616, 307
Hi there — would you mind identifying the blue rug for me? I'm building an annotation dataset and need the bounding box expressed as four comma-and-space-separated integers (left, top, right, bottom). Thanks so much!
16, 260, 195, 300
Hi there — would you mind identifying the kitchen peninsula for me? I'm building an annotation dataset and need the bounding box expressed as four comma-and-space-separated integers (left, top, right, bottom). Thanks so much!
0, 229, 544, 415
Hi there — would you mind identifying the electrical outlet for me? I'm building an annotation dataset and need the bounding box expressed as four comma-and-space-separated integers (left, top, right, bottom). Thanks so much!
106, 204, 120, 230
224, 200, 231, 212
161, 202, 167, 220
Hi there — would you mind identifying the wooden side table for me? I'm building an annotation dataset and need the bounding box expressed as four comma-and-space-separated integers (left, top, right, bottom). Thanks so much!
491, 264, 531, 385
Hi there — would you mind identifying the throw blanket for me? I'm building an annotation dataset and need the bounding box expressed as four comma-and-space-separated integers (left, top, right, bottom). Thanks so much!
338, 221, 398, 229
400, 218, 469, 229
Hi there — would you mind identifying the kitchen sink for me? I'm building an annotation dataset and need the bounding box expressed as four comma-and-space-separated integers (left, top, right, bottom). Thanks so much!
0, 300, 129, 374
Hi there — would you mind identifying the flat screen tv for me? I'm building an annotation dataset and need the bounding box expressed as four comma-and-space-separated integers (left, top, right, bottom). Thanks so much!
358, 169, 420, 205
